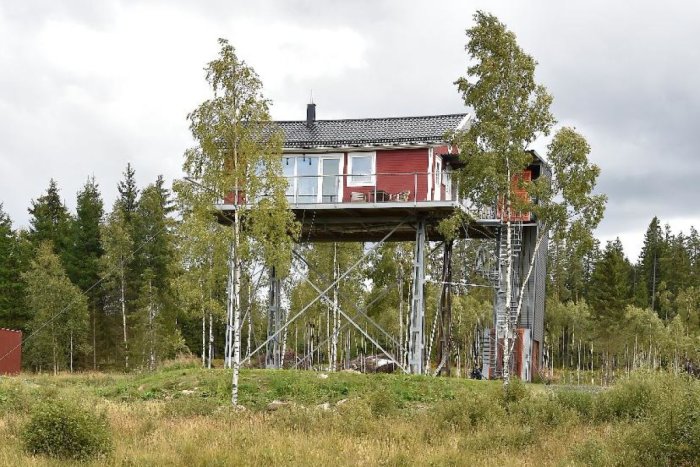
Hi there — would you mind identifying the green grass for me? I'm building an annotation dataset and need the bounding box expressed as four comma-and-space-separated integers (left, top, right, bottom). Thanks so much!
1, 362, 699, 466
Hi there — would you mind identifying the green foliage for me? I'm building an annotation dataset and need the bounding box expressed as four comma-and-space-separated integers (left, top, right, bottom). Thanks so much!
588, 239, 632, 345
435, 392, 502, 430
27, 179, 72, 257
367, 389, 400, 417
0, 205, 29, 331
22, 399, 112, 460
23, 242, 89, 372
555, 389, 595, 418
181, 37, 298, 273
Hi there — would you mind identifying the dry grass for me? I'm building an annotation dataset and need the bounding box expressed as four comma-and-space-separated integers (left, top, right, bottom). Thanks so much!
1, 367, 696, 466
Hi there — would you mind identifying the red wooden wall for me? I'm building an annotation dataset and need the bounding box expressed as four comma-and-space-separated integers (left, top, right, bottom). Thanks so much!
342, 148, 430, 202
0, 328, 21, 375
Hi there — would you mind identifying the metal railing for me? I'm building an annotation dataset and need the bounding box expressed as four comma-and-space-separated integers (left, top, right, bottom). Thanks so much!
284, 171, 458, 206
220, 171, 503, 221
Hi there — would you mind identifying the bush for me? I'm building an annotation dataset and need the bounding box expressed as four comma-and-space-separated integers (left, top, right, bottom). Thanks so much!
368, 390, 400, 417
501, 378, 528, 407
513, 393, 574, 428
593, 377, 655, 422
435, 393, 503, 431
22, 399, 112, 460
555, 390, 595, 419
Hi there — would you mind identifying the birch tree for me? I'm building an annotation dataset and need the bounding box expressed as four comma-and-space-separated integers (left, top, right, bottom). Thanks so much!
455, 12, 605, 385
100, 205, 134, 370
179, 38, 298, 405
23, 242, 88, 374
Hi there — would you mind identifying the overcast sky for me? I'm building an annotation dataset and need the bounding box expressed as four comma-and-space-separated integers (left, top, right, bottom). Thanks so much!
1, 0, 697, 259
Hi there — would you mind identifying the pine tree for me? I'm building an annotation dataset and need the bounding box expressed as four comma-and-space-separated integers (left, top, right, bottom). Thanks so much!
23, 242, 89, 374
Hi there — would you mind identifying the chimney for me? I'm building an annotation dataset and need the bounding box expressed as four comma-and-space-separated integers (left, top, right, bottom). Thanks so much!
306, 103, 316, 127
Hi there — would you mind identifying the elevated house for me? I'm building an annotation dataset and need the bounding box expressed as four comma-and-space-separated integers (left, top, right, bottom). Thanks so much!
218, 104, 548, 380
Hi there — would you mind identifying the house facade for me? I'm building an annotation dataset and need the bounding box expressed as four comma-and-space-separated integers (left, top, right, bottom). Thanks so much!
276, 104, 468, 207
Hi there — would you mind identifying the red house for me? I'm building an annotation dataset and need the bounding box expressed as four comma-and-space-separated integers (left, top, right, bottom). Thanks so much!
277, 104, 469, 207
218, 104, 548, 380
0, 328, 21, 375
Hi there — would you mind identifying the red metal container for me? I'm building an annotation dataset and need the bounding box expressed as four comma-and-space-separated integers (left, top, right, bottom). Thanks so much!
0, 328, 22, 375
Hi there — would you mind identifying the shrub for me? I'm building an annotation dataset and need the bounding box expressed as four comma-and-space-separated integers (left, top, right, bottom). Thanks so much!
593, 377, 655, 422
513, 393, 574, 428
22, 399, 112, 460
501, 378, 528, 407
435, 393, 503, 431
368, 390, 400, 417
555, 390, 595, 419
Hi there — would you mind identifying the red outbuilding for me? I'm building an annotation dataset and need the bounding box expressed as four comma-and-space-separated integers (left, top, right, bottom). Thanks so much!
0, 328, 22, 375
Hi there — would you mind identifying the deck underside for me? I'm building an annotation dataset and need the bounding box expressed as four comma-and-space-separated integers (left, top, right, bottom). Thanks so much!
215, 201, 515, 242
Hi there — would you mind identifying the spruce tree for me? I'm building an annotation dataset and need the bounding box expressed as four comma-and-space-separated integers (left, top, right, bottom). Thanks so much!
66, 178, 105, 368
0, 205, 28, 331
637, 217, 666, 312
27, 179, 72, 258
588, 239, 632, 346
130, 181, 182, 368
117, 163, 139, 222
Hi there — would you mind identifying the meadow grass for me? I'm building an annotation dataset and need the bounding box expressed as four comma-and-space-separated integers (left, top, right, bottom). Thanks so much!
1, 362, 699, 466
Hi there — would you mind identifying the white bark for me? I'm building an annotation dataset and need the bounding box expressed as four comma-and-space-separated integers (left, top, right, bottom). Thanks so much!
230, 209, 241, 406
502, 164, 513, 386
208, 312, 214, 369
121, 262, 129, 370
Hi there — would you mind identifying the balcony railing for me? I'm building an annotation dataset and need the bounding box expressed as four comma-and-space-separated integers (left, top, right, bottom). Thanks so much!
221, 171, 503, 221
284, 171, 458, 205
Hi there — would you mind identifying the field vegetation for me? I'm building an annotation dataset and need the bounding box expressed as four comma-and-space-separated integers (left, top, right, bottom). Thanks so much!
1, 361, 699, 466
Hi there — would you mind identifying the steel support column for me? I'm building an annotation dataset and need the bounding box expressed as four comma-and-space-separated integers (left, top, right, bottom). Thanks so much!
266, 266, 283, 369
437, 240, 453, 376
408, 218, 426, 374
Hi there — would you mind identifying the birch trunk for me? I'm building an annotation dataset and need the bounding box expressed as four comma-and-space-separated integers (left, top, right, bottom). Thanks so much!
230, 208, 242, 406
121, 263, 129, 370
502, 166, 513, 385
208, 312, 214, 369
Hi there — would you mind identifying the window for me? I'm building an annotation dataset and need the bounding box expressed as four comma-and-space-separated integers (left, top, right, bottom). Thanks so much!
348, 152, 375, 186
282, 154, 342, 203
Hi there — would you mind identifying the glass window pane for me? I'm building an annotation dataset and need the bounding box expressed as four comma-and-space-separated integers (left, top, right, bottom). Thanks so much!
322, 159, 340, 202
297, 156, 318, 203
283, 157, 294, 201
351, 155, 372, 184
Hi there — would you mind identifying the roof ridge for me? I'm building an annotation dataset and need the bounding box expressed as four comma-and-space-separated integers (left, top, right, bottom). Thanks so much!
274, 113, 468, 124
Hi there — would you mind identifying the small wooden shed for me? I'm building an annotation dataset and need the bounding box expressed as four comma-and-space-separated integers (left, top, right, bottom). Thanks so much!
0, 328, 22, 375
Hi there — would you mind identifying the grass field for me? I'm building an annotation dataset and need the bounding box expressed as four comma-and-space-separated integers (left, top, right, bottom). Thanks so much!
1, 360, 699, 466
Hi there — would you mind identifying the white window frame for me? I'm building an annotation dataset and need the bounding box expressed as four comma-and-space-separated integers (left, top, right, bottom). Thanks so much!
318, 154, 344, 203
347, 151, 376, 187
435, 156, 443, 201
283, 154, 343, 203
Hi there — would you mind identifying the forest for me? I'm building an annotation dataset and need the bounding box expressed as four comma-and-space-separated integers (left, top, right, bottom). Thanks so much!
0, 170, 698, 381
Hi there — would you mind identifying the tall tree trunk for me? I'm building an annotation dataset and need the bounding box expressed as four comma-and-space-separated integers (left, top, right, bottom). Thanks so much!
208, 312, 214, 369
230, 209, 242, 406
121, 263, 129, 371
70, 330, 74, 373
502, 168, 513, 386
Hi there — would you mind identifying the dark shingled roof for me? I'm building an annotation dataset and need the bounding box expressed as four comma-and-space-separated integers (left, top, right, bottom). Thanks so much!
276, 114, 469, 148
